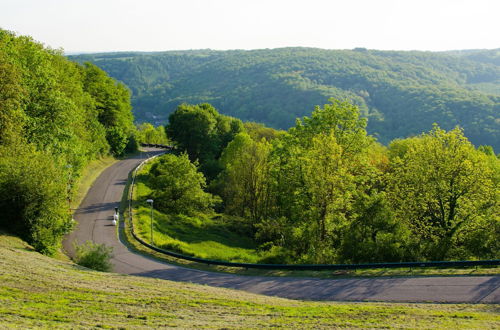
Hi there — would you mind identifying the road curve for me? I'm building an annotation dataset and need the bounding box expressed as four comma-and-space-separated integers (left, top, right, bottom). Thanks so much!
63, 150, 500, 303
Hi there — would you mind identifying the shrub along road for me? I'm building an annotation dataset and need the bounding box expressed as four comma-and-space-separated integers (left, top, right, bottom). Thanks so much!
63, 149, 500, 303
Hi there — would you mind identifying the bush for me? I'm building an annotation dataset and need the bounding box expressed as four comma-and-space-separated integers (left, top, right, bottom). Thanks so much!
74, 241, 113, 271
0, 146, 71, 255
106, 127, 128, 156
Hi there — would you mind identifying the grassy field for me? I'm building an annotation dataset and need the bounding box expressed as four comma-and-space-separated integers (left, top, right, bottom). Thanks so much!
1, 232, 499, 328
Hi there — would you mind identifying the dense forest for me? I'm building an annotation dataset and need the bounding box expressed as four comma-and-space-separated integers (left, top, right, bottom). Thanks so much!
71, 48, 500, 150
0, 29, 137, 254
140, 101, 499, 264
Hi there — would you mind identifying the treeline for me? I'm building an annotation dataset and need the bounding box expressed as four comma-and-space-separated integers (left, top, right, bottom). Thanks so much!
70, 47, 500, 151
0, 30, 137, 254
152, 101, 499, 263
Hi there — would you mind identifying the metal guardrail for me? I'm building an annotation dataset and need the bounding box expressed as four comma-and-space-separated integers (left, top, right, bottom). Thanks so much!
127, 154, 500, 271
140, 143, 173, 150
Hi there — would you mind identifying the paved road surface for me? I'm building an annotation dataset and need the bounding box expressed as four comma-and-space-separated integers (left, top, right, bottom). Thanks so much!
63, 150, 500, 303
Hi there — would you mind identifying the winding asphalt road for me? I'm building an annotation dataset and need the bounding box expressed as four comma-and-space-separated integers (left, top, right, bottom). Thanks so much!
63, 149, 500, 303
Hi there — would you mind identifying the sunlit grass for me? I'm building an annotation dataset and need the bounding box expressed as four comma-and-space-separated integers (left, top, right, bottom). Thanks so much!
1, 232, 499, 328
134, 205, 264, 263
132, 164, 269, 263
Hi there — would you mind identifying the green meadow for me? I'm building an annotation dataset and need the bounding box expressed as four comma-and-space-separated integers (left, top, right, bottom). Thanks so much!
1, 232, 499, 328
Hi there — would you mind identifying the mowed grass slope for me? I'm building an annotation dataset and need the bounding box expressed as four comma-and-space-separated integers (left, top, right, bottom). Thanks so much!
1, 233, 499, 328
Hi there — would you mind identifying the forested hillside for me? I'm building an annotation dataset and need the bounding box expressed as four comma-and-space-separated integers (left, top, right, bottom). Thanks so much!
0, 29, 136, 254
71, 48, 500, 150
135, 101, 499, 264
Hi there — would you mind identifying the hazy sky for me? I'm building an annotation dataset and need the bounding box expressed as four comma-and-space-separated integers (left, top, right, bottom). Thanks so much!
1, 0, 499, 53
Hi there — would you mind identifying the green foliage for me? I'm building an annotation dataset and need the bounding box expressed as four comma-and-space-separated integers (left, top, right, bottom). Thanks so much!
105, 126, 128, 156
243, 122, 284, 142
162, 100, 498, 263
262, 100, 386, 263
339, 192, 407, 263
136, 123, 169, 145
166, 103, 243, 179
148, 153, 219, 215
74, 240, 113, 271
0, 52, 25, 146
81, 62, 136, 156
71, 48, 500, 150
0, 146, 71, 255
387, 126, 499, 260
217, 132, 272, 222
0, 29, 135, 253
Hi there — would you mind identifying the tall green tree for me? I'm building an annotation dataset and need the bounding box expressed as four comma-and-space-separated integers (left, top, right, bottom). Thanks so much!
218, 132, 272, 222
262, 99, 387, 263
148, 153, 219, 215
0, 29, 136, 254
387, 126, 498, 260
166, 103, 243, 179
82, 62, 135, 156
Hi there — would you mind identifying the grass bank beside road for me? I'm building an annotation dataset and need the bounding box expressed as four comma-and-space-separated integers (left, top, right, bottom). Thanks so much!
71, 156, 118, 209
1, 232, 499, 328
132, 161, 271, 263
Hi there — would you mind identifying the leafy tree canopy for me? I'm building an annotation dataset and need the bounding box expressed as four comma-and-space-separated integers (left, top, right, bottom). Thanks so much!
148, 153, 219, 215
0, 29, 136, 253
166, 103, 243, 179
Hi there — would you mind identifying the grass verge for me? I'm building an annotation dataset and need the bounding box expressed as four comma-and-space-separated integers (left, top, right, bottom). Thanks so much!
1, 232, 499, 328
72, 155, 118, 209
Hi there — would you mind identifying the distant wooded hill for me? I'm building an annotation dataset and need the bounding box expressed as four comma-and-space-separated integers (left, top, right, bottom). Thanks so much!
70, 48, 500, 150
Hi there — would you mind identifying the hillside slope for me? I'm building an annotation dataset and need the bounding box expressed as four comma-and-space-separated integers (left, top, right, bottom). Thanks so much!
71, 48, 500, 149
1, 233, 499, 328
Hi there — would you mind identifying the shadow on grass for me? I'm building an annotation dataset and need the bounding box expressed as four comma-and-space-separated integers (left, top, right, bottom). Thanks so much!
153, 212, 257, 250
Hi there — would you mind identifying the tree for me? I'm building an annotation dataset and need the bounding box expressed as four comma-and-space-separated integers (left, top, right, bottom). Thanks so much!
262, 100, 383, 263
298, 132, 354, 262
243, 122, 284, 142
386, 126, 498, 260
0, 52, 24, 146
290, 99, 369, 155
166, 103, 243, 180
136, 123, 169, 145
82, 62, 135, 155
148, 153, 219, 215
105, 126, 128, 156
219, 133, 272, 222
167, 103, 218, 161
0, 29, 137, 253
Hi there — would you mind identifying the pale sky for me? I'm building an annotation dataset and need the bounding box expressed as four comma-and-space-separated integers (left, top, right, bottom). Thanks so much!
1, 0, 499, 53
